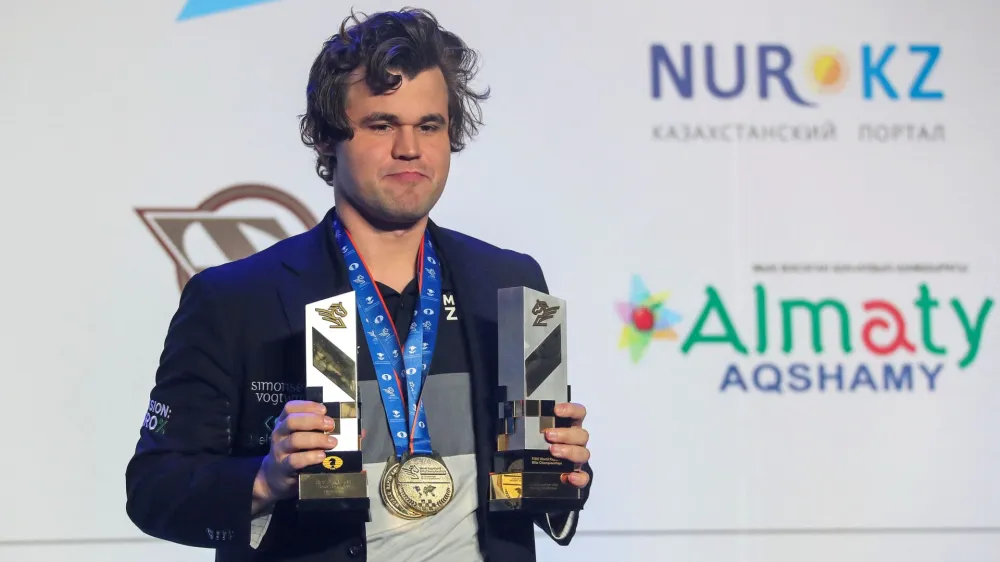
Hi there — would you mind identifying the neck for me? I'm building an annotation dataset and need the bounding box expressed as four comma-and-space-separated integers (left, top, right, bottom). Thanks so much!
334, 195, 427, 292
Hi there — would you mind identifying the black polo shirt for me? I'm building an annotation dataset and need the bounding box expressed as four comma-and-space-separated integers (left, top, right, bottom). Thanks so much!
355, 270, 469, 384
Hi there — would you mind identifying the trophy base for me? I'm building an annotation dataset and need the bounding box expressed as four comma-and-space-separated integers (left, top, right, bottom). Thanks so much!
296, 451, 370, 517
297, 472, 371, 514
488, 471, 583, 513
493, 449, 575, 474
488, 497, 583, 513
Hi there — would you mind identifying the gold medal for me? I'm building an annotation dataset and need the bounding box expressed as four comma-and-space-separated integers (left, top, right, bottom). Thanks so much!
379, 458, 424, 520
393, 453, 454, 515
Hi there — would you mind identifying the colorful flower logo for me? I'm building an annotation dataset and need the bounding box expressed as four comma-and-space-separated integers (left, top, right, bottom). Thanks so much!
615, 275, 682, 362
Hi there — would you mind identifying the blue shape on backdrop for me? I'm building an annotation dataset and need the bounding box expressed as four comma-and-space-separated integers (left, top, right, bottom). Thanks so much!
177, 0, 281, 20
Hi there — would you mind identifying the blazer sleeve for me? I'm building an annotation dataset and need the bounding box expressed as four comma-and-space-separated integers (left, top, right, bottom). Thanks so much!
125, 270, 262, 548
521, 254, 595, 546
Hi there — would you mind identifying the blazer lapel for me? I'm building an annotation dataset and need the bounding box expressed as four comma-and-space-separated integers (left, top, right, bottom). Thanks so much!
276, 210, 349, 337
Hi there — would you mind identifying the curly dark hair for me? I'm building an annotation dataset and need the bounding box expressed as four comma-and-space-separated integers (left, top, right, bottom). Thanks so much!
299, 7, 490, 185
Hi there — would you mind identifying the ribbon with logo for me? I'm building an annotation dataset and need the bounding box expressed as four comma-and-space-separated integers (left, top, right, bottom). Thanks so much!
333, 218, 441, 459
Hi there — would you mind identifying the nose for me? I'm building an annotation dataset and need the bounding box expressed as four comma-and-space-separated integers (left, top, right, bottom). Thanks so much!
391, 126, 420, 161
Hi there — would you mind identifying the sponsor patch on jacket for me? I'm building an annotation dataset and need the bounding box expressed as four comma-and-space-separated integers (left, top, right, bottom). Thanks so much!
143, 400, 171, 435
250, 381, 305, 404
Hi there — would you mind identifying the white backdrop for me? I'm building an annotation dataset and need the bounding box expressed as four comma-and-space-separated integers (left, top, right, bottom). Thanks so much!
3, 0, 1000, 560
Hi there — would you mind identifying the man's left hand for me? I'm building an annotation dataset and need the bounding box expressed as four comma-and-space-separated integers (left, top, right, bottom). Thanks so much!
545, 402, 591, 489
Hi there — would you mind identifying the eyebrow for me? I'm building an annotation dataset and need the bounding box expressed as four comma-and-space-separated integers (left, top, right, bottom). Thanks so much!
359, 112, 446, 126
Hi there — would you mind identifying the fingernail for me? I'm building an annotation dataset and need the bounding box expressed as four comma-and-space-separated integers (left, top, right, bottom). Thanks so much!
324, 417, 335, 429
328, 435, 338, 446
546, 429, 559, 441
550, 445, 563, 456
316, 452, 327, 462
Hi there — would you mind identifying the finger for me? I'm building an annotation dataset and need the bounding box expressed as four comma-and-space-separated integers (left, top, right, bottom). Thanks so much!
282, 450, 327, 472
277, 400, 326, 424
360, 428, 367, 444
544, 428, 589, 447
555, 402, 586, 426
282, 431, 338, 454
561, 471, 590, 488
549, 444, 590, 464
276, 412, 334, 436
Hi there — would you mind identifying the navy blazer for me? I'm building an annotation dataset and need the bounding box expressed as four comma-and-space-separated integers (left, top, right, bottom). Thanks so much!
125, 207, 592, 561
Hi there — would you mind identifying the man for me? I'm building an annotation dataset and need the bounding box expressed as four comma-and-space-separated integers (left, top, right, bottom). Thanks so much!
126, 7, 593, 561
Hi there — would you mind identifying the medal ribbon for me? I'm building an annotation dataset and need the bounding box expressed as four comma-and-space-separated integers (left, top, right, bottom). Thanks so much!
333, 218, 441, 459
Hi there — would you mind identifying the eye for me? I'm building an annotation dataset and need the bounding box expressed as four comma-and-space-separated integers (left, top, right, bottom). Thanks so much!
369, 123, 391, 132
420, 124, 441, 132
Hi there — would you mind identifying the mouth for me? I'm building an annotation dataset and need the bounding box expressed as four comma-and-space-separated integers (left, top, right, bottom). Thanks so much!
385, 171, 427, 182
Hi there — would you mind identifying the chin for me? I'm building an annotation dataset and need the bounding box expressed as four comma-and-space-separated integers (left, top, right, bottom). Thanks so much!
384, 207, 432, 224
382, 192, 442, 222
365, 201, 435, 228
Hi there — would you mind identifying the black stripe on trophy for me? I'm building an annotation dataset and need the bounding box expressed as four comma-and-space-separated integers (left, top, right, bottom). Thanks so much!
524, 324, 562, 397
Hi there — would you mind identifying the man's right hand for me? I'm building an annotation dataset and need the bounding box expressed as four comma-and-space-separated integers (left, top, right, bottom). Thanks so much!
251, 400, 336, 515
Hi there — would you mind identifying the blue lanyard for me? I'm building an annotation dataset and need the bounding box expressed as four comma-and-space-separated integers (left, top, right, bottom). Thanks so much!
333, 218, 442, 459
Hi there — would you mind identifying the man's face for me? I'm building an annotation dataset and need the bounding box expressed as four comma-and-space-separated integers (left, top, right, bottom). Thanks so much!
333, 67, 451, 225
